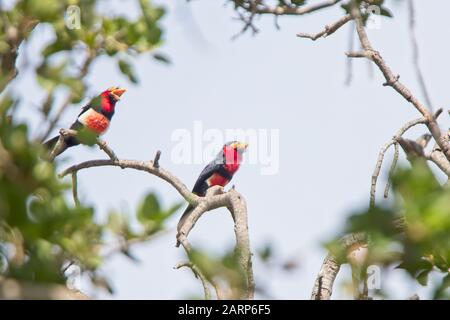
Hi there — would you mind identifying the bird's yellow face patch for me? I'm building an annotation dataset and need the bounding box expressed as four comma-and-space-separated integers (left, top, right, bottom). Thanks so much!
107, 86, 127, 100
230, 142, 248, 151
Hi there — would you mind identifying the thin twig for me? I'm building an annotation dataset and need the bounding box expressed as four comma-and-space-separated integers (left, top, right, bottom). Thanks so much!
175, 233, 225, 299
231, 4, 259, 40
234, 0, 342, 16
48, 129, 68, 161
408, 0, 433, 111
175, 262, 212, 300
345, 21, 355, 86
297, 14, 352, 40
311, 233, 366, 300
370, 117, 427, 207
230, 0, 342, 36
97, 139, 119, 161
348, 4, 450, 161
383, 142, 398, 199
102, 229, 172, 260
48, 129, 119, 162
59, 157, 199, 205
153, 150, 161, 168
370, 140, 395, 208
71, 172, 80, 206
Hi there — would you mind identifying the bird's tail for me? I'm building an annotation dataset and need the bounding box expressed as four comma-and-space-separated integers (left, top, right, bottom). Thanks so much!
176, 205, 193, 247
43, 135, 67, 158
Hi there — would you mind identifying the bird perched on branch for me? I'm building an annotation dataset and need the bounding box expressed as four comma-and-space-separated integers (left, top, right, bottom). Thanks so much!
176, 141, 248, 241
44, 87, 126, 158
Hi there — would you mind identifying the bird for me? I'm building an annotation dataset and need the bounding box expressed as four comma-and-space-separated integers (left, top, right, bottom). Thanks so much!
176, 141, 248, 241
43, 86, 126, 158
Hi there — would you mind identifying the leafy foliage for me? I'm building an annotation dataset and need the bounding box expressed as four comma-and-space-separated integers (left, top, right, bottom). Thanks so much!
1, 0, 167, 107
0, 0, 178, 296
188, 247, 248, 299
0, 102, 179, 289
330, 162, 450, 299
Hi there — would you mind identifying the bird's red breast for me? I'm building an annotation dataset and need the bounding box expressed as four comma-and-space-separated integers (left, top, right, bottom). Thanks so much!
78, 108, 110, 135
207, 173, 230, 187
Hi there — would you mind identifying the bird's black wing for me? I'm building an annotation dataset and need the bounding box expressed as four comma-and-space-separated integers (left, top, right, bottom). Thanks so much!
67, 101, 95, 143
191, 161, 222, 196
70, 96, 101, 130
176, 162, 220, 246
77, 104, 90, 117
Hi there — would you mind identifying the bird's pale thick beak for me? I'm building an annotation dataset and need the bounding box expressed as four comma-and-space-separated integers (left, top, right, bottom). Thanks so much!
237, 142, 248, 152
110, 87, 127, 100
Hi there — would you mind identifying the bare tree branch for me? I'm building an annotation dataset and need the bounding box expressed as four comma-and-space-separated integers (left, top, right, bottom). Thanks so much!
71, 172, 80, 206
59, 151, 254, 299
174, 226, 225, 299
370, 116, 428, 207
311, 233, 366, 300
48, 129, 119, 162
59, 157, 200, 205
102, 229, 172, 260
176, 186, 255, 299
230, 0, 343, 37
383, 142, 398, 199
426, 139, 450, 177
297, 14, 352, 40
231, 5, 259, 40
153, 150, 161, 168
233, 0, 342, 16
272, 0, 449, 300
347, 5, 450, 161
175, 261, 212, 300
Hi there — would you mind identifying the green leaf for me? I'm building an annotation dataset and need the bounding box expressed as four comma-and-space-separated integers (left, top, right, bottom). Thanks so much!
380, 7, 393, 18
137, 193, 161, 224
257, 243, 273, 262
416, 269, 430, 286
165, 202, 183, 217
433, 273, 450, 299
291, 0, 306, 6
118, 59, 139, 84
152, 53, 171, 64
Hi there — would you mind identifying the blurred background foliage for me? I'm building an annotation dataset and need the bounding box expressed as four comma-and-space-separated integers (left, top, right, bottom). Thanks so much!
0, 0, 180, 297
0, 91, 180, 292
0, 95, 180, 292
327, 161, 450, 299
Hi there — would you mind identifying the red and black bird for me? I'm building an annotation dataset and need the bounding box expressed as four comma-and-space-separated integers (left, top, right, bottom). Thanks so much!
177, 141, 248, 236
44, 87, 126, 157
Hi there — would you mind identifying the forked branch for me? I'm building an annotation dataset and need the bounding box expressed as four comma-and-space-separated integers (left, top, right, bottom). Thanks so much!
59, 150, 254, 300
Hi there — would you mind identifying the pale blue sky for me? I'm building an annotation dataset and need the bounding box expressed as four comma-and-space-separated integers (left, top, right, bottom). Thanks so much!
12, 0, 450, 299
